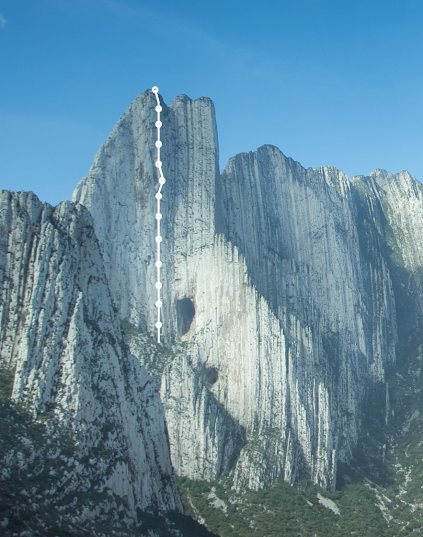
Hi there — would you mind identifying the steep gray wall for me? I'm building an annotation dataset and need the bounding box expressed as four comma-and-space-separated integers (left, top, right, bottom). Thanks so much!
0, 190, 181, 516
73, 90, 415, 490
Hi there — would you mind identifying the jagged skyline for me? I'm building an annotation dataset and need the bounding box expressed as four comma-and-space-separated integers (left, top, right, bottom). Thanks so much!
1, 0, 423, 205
2, 87, 423, 534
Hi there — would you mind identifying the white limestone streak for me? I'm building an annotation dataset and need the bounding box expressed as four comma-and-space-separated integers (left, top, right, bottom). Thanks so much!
152, 85, 165, 343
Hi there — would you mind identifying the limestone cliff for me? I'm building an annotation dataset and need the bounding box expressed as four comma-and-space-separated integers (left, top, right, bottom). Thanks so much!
2, 86, 422, 522
74, 90, 417, 491
0, 190, 181, 526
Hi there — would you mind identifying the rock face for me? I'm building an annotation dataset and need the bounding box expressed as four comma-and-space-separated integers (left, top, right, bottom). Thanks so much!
216, 149, 398, 489
73, 89, 421, 491
3, 86, 423, 511
352, 169, 423, 363
0, 190, 181, 520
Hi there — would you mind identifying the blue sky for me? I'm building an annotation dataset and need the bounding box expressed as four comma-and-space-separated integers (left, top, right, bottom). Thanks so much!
1, 0, 423, 205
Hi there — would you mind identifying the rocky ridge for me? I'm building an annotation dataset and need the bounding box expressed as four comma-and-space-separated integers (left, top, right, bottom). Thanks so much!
74, 90, 421, 491
1, 87, 423, 534
0, 190, 182, 532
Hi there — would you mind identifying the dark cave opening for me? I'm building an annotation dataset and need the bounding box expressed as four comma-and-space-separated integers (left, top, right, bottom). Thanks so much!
202, 365, 218, 385
176, 298, 195, 336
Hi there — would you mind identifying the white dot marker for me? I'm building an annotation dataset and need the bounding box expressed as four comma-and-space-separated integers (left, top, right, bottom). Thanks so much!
152, 85, 166, 343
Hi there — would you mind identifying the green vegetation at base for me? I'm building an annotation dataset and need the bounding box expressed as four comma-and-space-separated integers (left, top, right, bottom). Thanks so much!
0, 366, 14, 399
177, 331, 423, 537
178, 476, 398, 537
178, 341, 423, 537
0, 367, 215, 537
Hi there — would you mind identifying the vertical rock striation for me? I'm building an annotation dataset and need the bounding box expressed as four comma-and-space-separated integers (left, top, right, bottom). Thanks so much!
0, 190, 181, 519
217, 148, 398, 487
4, 86, 423, 500
73, 91, 219, 336
352, 170, 423, 353
74, 89, 409, 491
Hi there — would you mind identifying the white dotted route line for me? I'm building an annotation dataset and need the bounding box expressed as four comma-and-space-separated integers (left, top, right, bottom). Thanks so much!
152, 85, 165, 343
